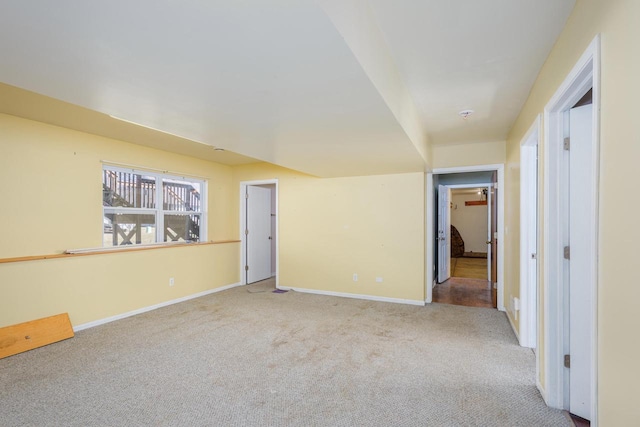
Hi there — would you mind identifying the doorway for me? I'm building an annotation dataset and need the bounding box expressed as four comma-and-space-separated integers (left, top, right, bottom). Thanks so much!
434, 182, 494, 308
426, 165, 504, 311
240, 180, 278, 286
450, 186, 491, 280
542, 36, 599, 422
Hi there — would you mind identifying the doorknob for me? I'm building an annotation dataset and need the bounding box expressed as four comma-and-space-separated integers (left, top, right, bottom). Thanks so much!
268, 236, 272, 240
486, 240, 492, 244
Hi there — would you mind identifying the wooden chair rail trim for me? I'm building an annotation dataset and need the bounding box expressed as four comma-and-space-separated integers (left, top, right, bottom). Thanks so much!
0, 240, 241, 264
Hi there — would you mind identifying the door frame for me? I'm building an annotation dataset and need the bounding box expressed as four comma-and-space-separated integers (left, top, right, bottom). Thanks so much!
542, 35, 600, 420
426, 164, 504, 310
442, 183, 493, 281
520, 116, 541, 349
436, 185, 451, 283
239, 179, 279, 287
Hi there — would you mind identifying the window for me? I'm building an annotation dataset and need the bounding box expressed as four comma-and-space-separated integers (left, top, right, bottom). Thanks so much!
102, 166, 206, 247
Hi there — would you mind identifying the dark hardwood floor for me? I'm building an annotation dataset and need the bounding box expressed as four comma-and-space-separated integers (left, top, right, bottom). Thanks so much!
433, 277, 494, 308
569, 413, 590, 427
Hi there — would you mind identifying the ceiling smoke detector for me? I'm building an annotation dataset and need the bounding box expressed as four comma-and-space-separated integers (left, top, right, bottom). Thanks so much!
458, 109, 474, 120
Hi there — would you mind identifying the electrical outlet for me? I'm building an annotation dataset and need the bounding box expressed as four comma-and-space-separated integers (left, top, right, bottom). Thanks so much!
353, 273, 358, 282
169, 277, 175, 287
375, 277, 383, 283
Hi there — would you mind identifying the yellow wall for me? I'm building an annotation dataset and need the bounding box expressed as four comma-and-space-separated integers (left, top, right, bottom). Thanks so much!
0, 112, 427, 331
505, 0, 639, 423
0, 114, 240, 327
0, 245, 238, 328
431, 140, 505, 169
507, 160, 522, 335
232, 163, 426, 302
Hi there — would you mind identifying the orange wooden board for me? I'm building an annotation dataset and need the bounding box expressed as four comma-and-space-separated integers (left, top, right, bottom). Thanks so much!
0, 313, 74, 359
465, 200, 487, 206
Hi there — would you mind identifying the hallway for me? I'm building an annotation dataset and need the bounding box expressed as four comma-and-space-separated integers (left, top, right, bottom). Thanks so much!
434, 257, 494, 308
433, 277, 493, 308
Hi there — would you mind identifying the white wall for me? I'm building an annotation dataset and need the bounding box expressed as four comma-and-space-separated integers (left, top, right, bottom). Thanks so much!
451, 191, 488, 254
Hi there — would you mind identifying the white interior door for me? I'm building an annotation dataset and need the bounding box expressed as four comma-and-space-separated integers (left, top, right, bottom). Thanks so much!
521, 139, 539, 349
568, 103, 593, 420
246, 185, 272, 284
486, 187, 492, 281
437, 185, 451, 283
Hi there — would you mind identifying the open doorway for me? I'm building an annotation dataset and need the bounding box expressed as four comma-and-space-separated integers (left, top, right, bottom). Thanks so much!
450, 187, 491, 280
240, 180, 278, 286
433, 180, 495, 308
450, 186, 491, 281
426, 165, 504, 311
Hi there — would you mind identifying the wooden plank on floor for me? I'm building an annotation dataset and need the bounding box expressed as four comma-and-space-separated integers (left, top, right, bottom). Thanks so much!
0, 313, 74, 359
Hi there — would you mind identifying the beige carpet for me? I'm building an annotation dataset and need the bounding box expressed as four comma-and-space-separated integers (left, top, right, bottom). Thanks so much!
0, 279, 568, 426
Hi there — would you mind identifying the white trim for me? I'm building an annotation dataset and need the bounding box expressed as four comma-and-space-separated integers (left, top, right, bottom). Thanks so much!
73, 282, 242, 332
486, 185, 492, 282
537, 377, 548, 405
506, 308, 521, 343
427, 164, 505, 311
239, 179, 279, 287
442, 182, 493, 281
277, 286, 426, 306
542, 35, 600, 422
444, 183, 492, 189
102, 164, 207, 245
424, 172, 438, 304
519, 116, 541, 349
433, 164, 503, 175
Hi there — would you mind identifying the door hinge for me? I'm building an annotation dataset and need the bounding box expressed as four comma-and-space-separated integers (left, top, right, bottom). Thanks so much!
564, 246, 570, 260
245, 265, 249, 271
564, 354, 571, 368
245, 229, 249, 235
563, 137, 570, 151
245, 193, 249, 199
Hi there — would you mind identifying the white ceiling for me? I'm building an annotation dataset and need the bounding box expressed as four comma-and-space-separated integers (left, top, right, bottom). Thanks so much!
368, 0, 576, 145
0, 0, 575, 177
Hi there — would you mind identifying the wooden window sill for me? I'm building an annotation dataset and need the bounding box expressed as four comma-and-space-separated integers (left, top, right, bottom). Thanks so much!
0, 240, 240, 264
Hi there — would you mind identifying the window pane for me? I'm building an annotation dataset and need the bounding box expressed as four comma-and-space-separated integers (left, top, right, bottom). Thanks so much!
163, 178, 201, 212
104, 213, 156, 247
164, 214, 201, 242
103, 170, 156, 209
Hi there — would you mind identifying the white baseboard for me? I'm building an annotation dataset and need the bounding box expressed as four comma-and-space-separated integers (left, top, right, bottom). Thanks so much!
536, 377, 548, 405
73, 282, 241, 332
277, 286, 425, 306
505, 310, 521, 344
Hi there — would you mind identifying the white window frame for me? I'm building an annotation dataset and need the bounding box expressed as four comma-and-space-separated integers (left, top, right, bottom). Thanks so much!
102, 165, 207, 246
